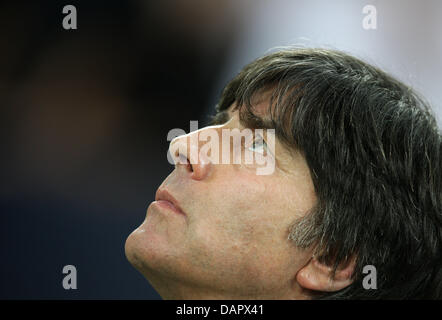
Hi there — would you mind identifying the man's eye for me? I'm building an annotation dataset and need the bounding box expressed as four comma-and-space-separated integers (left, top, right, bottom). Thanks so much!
248, 135, 268, 154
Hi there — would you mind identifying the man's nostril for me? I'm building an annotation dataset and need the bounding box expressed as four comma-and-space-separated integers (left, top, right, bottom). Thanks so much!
178, 154, 188, 165
177, 153, 193, 172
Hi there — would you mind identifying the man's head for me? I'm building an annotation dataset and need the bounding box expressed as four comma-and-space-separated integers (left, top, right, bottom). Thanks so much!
125, 48, 442, 299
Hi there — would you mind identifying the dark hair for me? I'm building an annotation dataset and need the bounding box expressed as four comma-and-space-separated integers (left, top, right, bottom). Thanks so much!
215, 48, 442, 299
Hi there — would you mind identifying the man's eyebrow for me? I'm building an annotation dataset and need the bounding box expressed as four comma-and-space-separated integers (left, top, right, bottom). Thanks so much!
238, 109, 274, 130
209, 107, 274, 130
208, 110, 231, 126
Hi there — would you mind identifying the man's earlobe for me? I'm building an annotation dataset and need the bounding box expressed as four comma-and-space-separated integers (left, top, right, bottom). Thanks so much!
296, 255, 356, 292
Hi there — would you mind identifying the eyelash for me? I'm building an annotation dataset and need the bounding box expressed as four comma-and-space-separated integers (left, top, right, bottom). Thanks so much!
247, 134, 268, 154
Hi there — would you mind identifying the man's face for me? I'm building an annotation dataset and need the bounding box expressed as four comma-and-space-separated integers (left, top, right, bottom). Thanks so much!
125, 100, 317, 299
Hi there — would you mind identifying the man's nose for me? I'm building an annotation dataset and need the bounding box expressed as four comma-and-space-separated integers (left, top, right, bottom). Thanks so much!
169, 130, 213, 181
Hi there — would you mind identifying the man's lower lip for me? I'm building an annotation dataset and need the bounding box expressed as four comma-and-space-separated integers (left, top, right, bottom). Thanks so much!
153, 200, 186, 215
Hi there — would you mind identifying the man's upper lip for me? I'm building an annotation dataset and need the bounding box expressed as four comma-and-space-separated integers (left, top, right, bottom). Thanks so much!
155, 188, 185, 214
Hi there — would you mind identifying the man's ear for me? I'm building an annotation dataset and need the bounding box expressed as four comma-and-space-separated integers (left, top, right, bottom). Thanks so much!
296, 255, 356, 292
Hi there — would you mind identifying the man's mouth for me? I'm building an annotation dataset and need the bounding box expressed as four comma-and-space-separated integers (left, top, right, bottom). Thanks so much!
154, 188, 186, 216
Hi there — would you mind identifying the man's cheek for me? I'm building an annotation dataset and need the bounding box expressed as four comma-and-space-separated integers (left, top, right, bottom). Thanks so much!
221, 175, 267, 205
186, 218, 244, 269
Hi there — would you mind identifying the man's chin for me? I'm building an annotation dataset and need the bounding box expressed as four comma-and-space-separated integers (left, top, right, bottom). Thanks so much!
124, 221, 178, 275
124, 227, 145, 270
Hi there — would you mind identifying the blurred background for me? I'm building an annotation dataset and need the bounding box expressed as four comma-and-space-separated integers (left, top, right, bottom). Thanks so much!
1, 0, 441, 299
